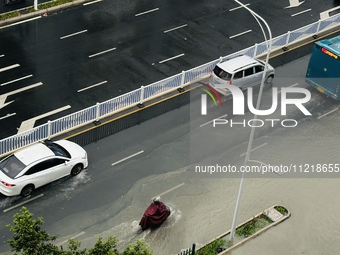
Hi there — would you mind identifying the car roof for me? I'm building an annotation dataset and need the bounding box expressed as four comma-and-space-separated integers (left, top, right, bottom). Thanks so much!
217, 55, 260, 73
14, 143, 54, 166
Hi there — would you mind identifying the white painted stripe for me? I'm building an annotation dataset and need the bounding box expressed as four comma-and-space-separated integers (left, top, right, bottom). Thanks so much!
57, 232, 85, 246
112, 150, 144, 166
229, 3, 250, 11
0, 113, 16, 120
291, 8, 311, 17
89, 47, 116, 58
164, 24, 188, 33
83, 0, 102, 5
159, 53, 185, 64
0, 16, 41, 30
3, 194, 44, 213
60, 30, 88, 39
135, 8, 159, 16
0, 64, 20, 72
77, 81, 107, 92
17, 105, 71, 133
317, 107, 339, 119
152, 183, 185, 200
200, 114, 228, 127
6, 82, 43, 96
278, 83, 299, 94
1, 74, 33, 86
0, 54, 4, 58
240, 143, 268, 157
229, 29, 252, 39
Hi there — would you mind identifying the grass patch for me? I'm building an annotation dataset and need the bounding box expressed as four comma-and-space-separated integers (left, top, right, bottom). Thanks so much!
274, 205, 288, 215
236, 215, 272, 238
197, 239, 227, 255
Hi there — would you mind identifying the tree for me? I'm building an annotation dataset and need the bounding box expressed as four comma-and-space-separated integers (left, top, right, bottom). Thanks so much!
6, 207, 154, 255
6, 206, 59, 255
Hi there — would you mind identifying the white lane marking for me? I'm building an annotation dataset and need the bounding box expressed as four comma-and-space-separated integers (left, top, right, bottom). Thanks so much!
152, 183, 185, 200
200, 114, 228, 127
229, 29, 252, 39
1, 74, 33, 86
83, 0, 102, 5
317, 107, 339, 119
77, 81, 107, 92
0, 64, 20, 72
0, 16, 41, 30
159, 53, 185, 64
291, 8, 311, 17
240, 143, 268, 157
0, 113, 16, 120
112, 150, 144, 166
17, 105, 71, 133
89, 47, 116, 58
135, 8, 159, 17
0, 54, 4, 57
278, 83, 299, 94
60, 30, 88, 39
164, 24, 188, 33
57, 231, 86, 246
0, 82, 43, 109
3, 194, 44, 213
229, 3, 250, 11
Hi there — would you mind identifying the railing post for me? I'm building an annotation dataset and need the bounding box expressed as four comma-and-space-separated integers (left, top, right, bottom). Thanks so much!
283, 31, 291, 51
47, 120, 51, 139
178, 71, 185, 92
191, 243, 196, 255
314, 19, 322, 39
253, 43, 258, 58
137, 86, 145, 108
93, 102, 101, 125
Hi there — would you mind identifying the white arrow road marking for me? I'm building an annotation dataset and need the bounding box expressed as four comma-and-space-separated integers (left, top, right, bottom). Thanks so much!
17, 105, 71, 134
0, 82, 43, 109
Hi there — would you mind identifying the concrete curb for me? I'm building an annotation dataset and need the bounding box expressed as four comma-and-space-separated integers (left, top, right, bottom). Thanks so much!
0, 0, 90, 27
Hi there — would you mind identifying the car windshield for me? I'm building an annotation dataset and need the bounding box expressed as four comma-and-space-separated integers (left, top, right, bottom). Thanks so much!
0, 155, 26, 178
213, 66, 232, 80
44, 142, 71, 158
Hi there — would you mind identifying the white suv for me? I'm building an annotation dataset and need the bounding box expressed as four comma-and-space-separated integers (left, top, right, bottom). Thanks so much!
209, 55, 275, 95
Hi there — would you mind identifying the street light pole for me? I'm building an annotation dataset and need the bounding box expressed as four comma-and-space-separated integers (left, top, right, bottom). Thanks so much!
34, 0, 38, 11
229, 0, 273, 241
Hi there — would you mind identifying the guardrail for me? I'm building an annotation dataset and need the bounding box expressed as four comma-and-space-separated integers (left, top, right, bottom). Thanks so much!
1, 14, 340, 156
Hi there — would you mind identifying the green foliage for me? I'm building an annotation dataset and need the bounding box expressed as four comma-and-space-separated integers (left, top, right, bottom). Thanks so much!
196, 238, 227, 255
274, 206, 287, 215
6, 206, 153, 255
235, 216, 271, 237
6, 206, 59, 255
122, 240, 153, 255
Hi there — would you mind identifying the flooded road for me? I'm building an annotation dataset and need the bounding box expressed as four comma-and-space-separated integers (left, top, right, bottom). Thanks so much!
66, 91, 340, 255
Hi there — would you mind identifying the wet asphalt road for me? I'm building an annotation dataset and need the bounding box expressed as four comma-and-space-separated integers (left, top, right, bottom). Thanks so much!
0, 1, 340, 253
0, 0, 339, 138
0, 44, 339, 253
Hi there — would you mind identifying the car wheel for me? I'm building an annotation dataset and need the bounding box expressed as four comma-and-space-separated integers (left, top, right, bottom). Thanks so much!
265, 75, 274, 84
21, 185, 34, 197
71, 164, 83, 176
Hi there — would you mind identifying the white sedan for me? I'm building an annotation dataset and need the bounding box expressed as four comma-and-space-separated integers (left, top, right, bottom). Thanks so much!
0, 140, 88, 197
